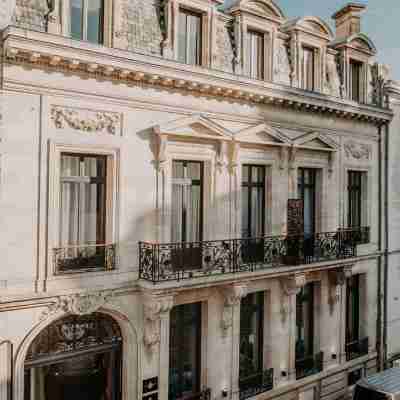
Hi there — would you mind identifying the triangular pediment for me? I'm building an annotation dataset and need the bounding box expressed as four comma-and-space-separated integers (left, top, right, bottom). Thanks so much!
154, 114, 233, 140
293, 131, 339, 151
235, 123, 291, 146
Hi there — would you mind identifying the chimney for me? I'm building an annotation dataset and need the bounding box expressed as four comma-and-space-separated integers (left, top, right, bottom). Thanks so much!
332, 3, 366, 38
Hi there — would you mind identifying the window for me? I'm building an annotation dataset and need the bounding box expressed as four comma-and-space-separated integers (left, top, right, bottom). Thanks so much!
295, 283, 323, 379
70, 0, 104, 44
169, 303, 202, 400
348, 171, 362, 227
239, 292, 273, 399
301, 47, 315, 91
350, 60, 363, 102
178, 9, 202, 65
55, 153, 114, 274
24, 313, 122, 400
247, 30, 264, 80
345, 275, 368, 360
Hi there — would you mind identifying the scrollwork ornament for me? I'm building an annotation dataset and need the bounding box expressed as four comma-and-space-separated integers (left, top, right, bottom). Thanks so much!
40, 290, 114, 321
220, 284, 248, 335
344, 141, 371, 160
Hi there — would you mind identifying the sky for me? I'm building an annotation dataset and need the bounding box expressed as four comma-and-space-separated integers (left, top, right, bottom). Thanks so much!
277, 0, 400, 80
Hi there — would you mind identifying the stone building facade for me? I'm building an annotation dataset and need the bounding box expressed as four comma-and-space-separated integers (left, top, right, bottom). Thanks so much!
0, 1, 395, 400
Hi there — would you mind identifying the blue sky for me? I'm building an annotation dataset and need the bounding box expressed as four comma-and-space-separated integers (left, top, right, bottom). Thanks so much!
278, 0, 400, 80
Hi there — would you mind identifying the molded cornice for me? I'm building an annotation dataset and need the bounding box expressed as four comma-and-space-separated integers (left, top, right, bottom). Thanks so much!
1, 27, 393, 126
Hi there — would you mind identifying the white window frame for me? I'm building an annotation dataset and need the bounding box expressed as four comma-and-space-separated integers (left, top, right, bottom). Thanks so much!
48, 142, 118, 276
61, 0, 112, 46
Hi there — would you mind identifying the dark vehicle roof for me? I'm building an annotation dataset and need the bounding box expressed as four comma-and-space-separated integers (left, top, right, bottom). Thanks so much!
357, 368, 400, 395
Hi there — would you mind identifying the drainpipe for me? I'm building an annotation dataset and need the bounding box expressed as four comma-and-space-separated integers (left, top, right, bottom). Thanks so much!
383, 118, 389, 369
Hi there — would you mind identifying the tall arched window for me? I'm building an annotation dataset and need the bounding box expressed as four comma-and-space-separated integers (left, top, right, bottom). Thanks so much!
24, 313, 122, 400
70, 0, 104, 44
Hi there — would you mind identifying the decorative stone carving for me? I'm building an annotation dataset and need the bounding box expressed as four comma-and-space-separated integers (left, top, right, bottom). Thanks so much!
220, 284, 248, 335
13, 0, 49, 31
151, 133, 168, 173
278, 147, 288, 170
274, 42, 291, 85
280, 274, 306, 323
40, 290, 114, 320
288, 146, 298, 170
328, 267, 352, 314
371, 63, 390, 107
344, 140, 371, 160
143, 294, 174, 351
229, 141, 240, 175
50, 105, 122, 135
325, 54, 341, 97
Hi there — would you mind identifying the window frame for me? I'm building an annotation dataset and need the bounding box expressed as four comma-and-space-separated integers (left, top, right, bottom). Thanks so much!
349, 59, 364, 103
49, 142, 118, 277
61, 0, 112, 46
247, 29, 265, 81
345, 168, 369, 229
301, 46, 316, 91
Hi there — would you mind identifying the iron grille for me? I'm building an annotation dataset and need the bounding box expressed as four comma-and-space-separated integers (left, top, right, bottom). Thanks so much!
139, 227, 369, 283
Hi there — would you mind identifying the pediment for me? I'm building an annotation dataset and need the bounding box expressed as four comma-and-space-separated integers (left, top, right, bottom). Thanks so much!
154, 114, 233, 141
235, 123, 291, 146
282, 16, 333, 39
293, 132, 339, 151
225, 0, 285, 21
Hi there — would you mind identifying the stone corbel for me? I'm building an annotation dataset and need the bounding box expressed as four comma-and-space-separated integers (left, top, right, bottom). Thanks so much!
143, 294, 174, 352
229, 141, 240, 175
328, 267, 351, 314
216, 141, 228, 173
288, 146, 298, 170
328, 152, 336, 177
280, 273, 306, 324
220, 284, 248, 335
151, 130, 168, 173
278, 147, 289, 171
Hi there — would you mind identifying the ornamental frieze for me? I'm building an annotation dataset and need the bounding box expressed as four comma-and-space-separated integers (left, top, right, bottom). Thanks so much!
50, 105, 122, 135
344, 140, 372, 160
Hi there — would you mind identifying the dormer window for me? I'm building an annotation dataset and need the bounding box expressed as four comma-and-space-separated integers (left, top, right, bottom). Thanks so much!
178, 8, 202, 66
349, 59, 363, 102
247, 30, 265, 80
301, 46, 315, 91
70, 0, 104, 44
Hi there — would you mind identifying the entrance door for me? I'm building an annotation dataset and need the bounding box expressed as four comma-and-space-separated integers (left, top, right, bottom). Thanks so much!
241, 165, 265, 263
171, 160, 203, 270
297, 168, 316, 260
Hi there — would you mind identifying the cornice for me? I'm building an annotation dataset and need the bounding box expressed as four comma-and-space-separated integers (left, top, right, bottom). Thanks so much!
1, 26, 393, 126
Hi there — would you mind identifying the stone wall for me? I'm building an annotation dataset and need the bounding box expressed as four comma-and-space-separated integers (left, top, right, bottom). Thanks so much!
213, 18, 235, 74
119, 0, 163, 56
13, 0, 47, 31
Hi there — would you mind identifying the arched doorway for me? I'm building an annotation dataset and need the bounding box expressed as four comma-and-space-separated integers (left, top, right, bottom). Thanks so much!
24, 312, 122, 400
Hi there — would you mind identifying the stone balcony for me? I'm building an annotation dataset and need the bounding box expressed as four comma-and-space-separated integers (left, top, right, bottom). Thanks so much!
139, 227, 370, 285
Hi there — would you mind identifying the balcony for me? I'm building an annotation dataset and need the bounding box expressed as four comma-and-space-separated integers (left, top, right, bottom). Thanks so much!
239, 369, 274, 400
346, 337, 369, 361
139, 228, 370, 284
53, 243, 116, 274
296, 352, 324, 380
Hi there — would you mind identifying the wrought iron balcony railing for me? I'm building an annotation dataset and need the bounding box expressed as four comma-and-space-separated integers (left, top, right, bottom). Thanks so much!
346, 337, 369, 361
169, 388, 211, 400
53, 243, 116, 274
239, 368, 273, 400
296, 352, 324, 380
139, 228, 369, 283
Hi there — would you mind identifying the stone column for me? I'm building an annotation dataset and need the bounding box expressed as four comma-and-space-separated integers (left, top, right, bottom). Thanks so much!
221, 284, 248, 400
143, 294, 175, 400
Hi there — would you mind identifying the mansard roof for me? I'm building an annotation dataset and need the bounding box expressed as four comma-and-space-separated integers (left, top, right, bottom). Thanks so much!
330, 32, 377, 55
281, 16, 333, 40
223, 0, 285, 21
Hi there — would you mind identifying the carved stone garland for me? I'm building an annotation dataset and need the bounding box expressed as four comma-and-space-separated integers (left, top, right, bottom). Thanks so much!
40, 290, 114, 320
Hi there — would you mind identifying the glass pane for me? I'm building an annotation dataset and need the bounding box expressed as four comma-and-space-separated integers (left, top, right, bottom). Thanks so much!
296, 283, 314, 359
71, 0, 83, 40
178, 11, 187, 63
242, 165, 249, 183
86, 0, 103, 44
242, 187, 249, 237
60, 181, 80, 246
251, 187, 263, 237
83, 155, 106, 177
187, 162, 200, 180
61, 155, 80, 177
186, 185, 201, 242
173, 161, 184, 179
248, 31, 264, 80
